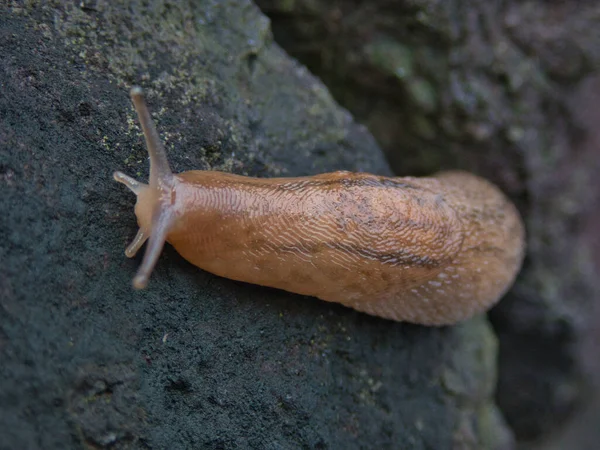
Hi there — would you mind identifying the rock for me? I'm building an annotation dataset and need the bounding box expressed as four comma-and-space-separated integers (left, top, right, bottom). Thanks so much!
256, 0, 600, 446
0, 1, 511, 448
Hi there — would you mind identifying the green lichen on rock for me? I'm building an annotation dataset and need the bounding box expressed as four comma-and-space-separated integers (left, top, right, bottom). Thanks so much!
440, 317, 513, 450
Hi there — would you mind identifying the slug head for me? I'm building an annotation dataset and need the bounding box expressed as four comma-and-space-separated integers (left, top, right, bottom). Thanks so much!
113, 87, 176, 289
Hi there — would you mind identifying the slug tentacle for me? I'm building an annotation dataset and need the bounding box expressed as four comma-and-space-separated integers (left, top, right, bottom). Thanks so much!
124, 227, 148, 258
113, 171, 146, 195
113, 87, 178, 289
112, 171, 149, 257
131, 208, 173, 289
130, 86, 173, 187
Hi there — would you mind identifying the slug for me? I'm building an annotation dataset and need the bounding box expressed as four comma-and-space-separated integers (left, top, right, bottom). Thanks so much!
113, 87, 525, 326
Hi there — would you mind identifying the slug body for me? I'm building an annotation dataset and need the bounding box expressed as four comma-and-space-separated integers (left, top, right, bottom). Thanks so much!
114, 88, 525, 326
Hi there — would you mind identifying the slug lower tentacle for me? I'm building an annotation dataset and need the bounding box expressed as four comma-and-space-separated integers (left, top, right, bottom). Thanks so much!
113, 87, 525, 325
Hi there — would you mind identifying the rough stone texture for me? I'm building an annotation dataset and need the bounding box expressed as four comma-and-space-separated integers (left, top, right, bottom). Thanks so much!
1, 1, 512, 449
255, 0, 600, 447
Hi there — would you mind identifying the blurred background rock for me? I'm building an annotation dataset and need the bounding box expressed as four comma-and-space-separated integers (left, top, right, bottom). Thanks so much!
256, 1, 600, 448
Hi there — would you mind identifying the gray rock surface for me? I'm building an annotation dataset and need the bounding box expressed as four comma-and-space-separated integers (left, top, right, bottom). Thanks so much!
0, 1, 512, 449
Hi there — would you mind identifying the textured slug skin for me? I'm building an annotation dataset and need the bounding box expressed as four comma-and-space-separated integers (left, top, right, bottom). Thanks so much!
114, 88, 526, 326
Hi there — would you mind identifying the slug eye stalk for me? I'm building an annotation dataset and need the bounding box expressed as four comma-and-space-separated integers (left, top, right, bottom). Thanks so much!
113, 87, 176, 289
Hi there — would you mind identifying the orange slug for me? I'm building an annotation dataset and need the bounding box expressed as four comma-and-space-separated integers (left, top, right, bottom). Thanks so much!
113, 87, 525, 326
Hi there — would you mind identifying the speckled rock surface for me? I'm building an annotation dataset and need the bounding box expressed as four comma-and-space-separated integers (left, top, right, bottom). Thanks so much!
256, 0, 600, 446
1, 1, 512, 449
